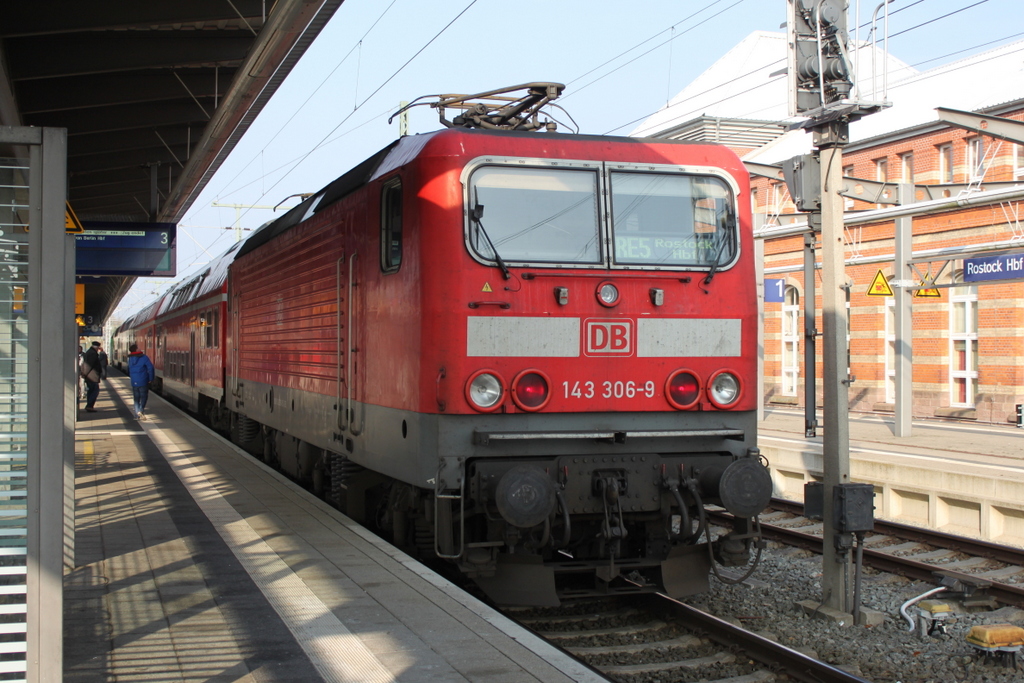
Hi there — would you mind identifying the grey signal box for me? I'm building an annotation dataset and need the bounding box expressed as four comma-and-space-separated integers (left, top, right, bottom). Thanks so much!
782, 154, 821, 212
833, 483, 875, 533
804, 481, 874, 533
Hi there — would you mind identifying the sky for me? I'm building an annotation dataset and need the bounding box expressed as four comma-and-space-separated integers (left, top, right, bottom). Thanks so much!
111, 0, 1024, 321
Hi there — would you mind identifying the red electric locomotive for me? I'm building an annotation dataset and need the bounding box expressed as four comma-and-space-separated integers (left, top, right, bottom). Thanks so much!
123, 85, 773, 606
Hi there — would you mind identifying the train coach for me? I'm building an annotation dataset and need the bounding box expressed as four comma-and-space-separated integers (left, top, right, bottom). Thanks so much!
118, 88, 773, 606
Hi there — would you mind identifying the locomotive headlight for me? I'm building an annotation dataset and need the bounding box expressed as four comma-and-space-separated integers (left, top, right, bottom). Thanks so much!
709, 371, 741, 407
596, 281, 619, 307
466, 371, 504, 411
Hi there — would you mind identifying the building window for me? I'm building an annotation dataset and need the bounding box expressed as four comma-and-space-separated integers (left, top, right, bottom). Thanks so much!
380, 177, 403, 273
900, 152, 914, 184
1015, 144, 1024, 179
769, 182, 783, 215
875, 158, 888, 209
782, 285, 800, 396
949, 272, 978, 407
938, 144, 953, 183
966, 137, 985, 180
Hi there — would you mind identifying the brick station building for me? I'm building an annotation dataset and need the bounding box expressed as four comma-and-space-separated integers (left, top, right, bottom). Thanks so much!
638, 32, 1024, 424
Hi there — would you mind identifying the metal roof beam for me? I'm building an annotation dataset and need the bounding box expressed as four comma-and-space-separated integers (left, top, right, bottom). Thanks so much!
6, 33, 251, 80
936, 107, 1024, 146
18, 69, 230, 114
0, 1, 267, 38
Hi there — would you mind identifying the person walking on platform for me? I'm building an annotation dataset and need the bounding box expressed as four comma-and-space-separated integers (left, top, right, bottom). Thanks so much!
127, 343, 155, 420
80, 341, 102, 412
97, 344, 108, 379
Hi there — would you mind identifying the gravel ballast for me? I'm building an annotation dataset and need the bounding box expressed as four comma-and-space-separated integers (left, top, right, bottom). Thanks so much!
684, 542, 1024, 683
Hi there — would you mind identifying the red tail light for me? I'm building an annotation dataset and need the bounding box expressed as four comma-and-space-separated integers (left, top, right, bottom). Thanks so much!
666, 370, 700, 409
512, 370, 551, 411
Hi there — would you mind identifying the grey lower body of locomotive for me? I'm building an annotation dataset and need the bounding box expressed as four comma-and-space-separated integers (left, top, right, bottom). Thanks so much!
222, 377, 772, 606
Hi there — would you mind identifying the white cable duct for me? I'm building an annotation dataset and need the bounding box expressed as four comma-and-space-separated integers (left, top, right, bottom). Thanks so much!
900, 586, 948, 632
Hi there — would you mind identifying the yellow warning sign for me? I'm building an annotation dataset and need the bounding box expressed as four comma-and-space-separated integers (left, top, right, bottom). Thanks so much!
481, 282, 493, 292
866, 270, 893, 296
915, 287, 941, 298
65, 201, 84, 234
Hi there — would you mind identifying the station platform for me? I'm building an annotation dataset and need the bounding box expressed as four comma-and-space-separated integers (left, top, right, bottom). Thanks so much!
757, 406, 1024, 547
66, 375, 607, 683
759, 407, 1024, 468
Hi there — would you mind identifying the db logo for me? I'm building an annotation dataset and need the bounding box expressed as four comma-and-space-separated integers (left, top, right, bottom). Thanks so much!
585, 319, 633, 355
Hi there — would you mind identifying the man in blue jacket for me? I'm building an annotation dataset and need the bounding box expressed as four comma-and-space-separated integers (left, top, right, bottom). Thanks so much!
127, 343, 155, 420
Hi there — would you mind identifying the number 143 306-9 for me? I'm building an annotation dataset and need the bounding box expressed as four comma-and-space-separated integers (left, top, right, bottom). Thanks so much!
562, 380, 656, 399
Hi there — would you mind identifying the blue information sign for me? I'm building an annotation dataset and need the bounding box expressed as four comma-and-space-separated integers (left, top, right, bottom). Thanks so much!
76, 222, 176, 277
764, 278, 785, 302
963, 253, 1024, 283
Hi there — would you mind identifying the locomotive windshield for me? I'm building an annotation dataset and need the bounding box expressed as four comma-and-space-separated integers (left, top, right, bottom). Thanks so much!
465, 162, 738, 270
609, 172, 736, 268
469, 167, 602, 264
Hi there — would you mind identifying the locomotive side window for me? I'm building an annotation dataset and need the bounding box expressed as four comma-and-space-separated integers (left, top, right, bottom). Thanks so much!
381, 178, 402, 272
609, 172, 737, 268
468, 167, 601, 265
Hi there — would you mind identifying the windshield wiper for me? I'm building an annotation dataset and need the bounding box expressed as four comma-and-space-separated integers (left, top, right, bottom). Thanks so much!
470, 196, 511, 280
702, 211, 737, 288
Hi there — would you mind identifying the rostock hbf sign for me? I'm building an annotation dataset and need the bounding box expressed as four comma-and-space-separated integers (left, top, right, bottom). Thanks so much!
963, 253, 1024, 283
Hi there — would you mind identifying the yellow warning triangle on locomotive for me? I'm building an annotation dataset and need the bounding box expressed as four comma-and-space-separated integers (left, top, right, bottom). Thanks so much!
481, 282, 493, 292
866, 270, 893, 296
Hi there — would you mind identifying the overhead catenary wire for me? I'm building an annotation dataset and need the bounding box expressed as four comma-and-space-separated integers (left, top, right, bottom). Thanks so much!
198, 0, 401, 209
225, 0, 481, 231
564, 0, 734, 90
565, 0, 751, 101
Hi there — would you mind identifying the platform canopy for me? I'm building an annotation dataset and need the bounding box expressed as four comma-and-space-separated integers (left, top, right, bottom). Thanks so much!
0, 0, 345, 325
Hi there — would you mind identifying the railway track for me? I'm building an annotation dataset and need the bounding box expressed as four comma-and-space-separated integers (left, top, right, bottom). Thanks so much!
711, 499, 1024, 608
508, 593, 871, 683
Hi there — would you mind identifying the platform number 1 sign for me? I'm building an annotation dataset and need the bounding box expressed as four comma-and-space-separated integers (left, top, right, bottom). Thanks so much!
764, 278, 785, 303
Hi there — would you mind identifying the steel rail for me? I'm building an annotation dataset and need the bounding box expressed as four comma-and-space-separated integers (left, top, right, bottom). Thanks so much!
710, 502, 1024, 608
768, 498, 1024, 566
641, 594, 874, 683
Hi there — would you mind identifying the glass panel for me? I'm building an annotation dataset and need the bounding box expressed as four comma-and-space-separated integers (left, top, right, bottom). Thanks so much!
785, 286, 799, 306
954, 340, 966, 371
469, 167, 600, 264
382, 181, 402, 271
610, 172, 736, 267
0, 158, 28, 665
953, 301, 966, 334
955, 377, 967, 404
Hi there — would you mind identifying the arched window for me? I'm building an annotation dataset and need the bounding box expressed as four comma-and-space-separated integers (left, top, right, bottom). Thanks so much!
782, 285, 800, 396
949, 272, 978, 407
